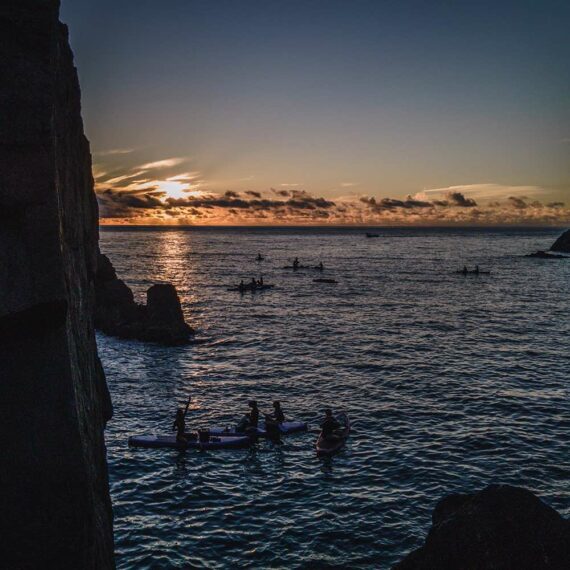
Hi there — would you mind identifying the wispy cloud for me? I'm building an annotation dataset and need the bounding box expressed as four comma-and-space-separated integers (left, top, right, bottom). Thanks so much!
138, 157, 186, 170
416, 183, 548, 203
94, 148, 136, 157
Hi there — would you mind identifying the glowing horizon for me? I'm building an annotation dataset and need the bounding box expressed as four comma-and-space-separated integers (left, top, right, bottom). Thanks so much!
61, 0, 569, 226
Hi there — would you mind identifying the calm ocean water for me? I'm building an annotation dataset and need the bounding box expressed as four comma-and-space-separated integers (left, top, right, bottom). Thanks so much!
98, 227, 570, 569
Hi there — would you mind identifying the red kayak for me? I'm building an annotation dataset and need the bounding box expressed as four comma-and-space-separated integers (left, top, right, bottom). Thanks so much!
316, 412, 350, 456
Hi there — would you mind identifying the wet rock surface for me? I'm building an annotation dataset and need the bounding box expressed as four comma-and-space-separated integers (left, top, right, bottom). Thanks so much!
95, 253, 193, 345
0, 1, 114, 567
394, 485, 570, 570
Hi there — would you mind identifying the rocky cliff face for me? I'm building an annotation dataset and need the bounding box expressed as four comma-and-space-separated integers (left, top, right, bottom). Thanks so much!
394, 485, 570, 569
0, 1, 114, 567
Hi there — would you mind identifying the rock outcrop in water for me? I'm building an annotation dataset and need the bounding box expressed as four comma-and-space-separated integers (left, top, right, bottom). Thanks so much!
0, 1, 114, 568
95, 252, 193, 345
550, 228, 570, 253
525, 250, 568, 259
394, 485, 570, 570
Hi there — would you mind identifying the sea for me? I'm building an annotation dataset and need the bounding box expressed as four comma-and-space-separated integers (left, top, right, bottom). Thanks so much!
98, 226, 570, 569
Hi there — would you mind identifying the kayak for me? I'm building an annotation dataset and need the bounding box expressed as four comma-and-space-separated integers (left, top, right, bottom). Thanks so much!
313, 278, 338, 284
227, 284, 275, 292
455, 270, 491, 275
128, 433, 252, 450
316, 413, 350, 456
208, 420, 308, 438
366, 233, 379, 238
283, 266, 324, 270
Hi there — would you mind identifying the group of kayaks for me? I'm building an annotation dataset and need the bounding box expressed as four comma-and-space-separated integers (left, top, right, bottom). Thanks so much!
229, 255, 331, 293
129, 414, 350, 457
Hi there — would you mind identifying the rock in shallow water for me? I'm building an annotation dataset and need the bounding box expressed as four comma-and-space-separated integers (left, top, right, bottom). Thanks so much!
95, 253, 193, 345
394, 484, 570, 570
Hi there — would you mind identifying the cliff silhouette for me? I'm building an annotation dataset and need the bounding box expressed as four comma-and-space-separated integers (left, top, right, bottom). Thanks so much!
0, 1, 114, 567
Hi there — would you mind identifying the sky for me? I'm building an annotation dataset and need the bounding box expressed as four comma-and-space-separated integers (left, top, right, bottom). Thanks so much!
61, 0, 570, 225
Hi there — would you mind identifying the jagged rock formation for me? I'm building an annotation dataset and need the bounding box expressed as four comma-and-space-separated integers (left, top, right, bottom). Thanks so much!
550, 228, 570, 253
0, 1, 114, 568
95, 252, 193, 345
394, 485, 570, 570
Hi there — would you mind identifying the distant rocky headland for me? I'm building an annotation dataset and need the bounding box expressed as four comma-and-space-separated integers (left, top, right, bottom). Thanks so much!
95, 252, 193, 345
550, 228, 570, 253
394, 485, 570, 569
526, 228, 570, 259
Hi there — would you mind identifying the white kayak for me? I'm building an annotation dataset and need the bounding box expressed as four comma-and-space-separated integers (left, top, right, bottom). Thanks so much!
128, 433, 252, 450
208, 420, 308, 438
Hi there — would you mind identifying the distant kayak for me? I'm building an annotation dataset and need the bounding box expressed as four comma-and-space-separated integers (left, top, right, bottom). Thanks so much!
227, 284, 275, 292
128, 433, 252, 450
316, 412, 350, 456
208, 421, 308, 438
455, 270, 491, 275
313, 278, 338, 284
366, 233, 380, 238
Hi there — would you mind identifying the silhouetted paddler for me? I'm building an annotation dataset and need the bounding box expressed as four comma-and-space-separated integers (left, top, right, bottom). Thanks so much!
320, 409, 340, 438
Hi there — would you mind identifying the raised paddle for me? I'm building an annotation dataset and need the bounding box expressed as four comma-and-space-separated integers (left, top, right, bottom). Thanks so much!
183, 395, 192, 418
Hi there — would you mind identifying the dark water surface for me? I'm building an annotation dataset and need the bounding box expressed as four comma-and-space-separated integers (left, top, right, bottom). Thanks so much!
98, 227, 570, 569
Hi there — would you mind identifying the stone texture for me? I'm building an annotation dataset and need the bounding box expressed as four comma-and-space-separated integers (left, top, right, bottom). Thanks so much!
550, 229, 570, 253
0, 1, 114, 568
95, 252, 193, 345
394, 485, 570, 570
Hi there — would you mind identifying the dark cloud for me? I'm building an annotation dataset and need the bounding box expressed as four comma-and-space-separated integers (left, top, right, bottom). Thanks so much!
507, 196, 528, 209
439, 191, 477, 207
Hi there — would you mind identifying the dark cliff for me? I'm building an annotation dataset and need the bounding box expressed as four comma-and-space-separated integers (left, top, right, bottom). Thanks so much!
0, 1, 114, 568
394, 485, 570, 570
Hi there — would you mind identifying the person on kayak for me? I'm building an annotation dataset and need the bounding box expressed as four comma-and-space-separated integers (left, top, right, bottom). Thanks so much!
462, 265, 468, 274
293, 257, 300, 268
320, 409, 340, 438
257, 253, 263, 261
257, 276, 264, 286
173, 408, 187, 443
250, 277, 257, 289
239, 280, 245, 291
265, 400, 285, 424
318, 261, 324, 270
474, 265, 480, 274
248, 400, 260, 428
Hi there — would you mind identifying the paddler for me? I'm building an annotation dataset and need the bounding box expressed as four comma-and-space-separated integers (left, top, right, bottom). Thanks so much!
270, 400, 285, 423
320, 409, 340, 438
248, 400, 260, 428
293, 257, 300, 268
173, 408, 187, 444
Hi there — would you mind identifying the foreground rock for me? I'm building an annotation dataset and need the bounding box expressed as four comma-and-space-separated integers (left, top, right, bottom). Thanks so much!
0, 1, 114, 567
95, 253, 193, 345
550, 228, 570, 253
394, 485, 570, 569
